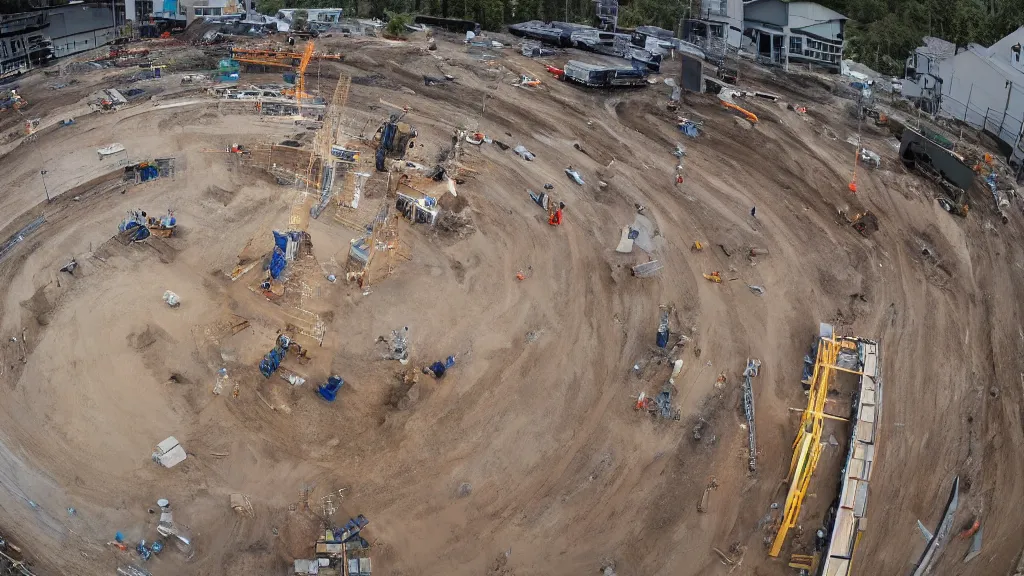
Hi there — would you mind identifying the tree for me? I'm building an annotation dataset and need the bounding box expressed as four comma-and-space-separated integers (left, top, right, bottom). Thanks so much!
255, 0, 284, 15
385, 11, 412, 36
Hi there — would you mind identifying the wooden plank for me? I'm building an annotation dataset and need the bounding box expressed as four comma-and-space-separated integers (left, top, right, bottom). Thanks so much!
857, 420, 875, 443
832, 511, 857, 557
861, 404, 876, 423
854, 480, 870, 517
849, 457, 865, 479
824, 557, 851, 576
860, 387, 875, 405
862, 350, 877, 376
841, 477, 858, 508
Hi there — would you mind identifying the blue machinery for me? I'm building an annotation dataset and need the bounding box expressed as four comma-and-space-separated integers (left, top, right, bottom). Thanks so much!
259, 335, 291, 378
318, 375, 344, 402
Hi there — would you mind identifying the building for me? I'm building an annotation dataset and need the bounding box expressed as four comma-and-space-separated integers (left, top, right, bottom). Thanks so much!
0, 2, 125, 75
696, 0, 744, 48
902, 36, 956, 113
0, 12, 53, 78
903, 28, 1024, 166
275, 8, 343, 28
48, 2, 122, 58
742, 0, 846, 71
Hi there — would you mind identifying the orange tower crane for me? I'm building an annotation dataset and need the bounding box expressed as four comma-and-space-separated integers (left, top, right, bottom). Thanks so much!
230, 41, 332, 110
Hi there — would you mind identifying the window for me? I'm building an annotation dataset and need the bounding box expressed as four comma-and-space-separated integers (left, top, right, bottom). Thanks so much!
1013, 43, 1021, 63
789, 36, 802, 54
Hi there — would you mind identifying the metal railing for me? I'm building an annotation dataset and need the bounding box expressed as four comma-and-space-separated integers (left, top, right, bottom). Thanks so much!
939, 89, 1024, 151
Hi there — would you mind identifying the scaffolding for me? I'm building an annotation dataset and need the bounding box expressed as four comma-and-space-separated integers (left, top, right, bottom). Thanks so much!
769, 333, 842, 557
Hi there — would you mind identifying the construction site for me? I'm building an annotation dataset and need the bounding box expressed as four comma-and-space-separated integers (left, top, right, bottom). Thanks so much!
0, 16, 1022, 576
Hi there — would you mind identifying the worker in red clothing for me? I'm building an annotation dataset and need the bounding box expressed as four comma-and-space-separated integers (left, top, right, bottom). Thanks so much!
549, 202, 564, 226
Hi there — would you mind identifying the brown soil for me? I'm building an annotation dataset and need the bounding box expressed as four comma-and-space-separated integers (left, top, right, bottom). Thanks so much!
0, 33, 1021, 576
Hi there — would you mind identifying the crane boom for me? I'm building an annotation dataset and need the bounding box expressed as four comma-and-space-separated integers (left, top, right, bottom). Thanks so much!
296, 41, 315, 111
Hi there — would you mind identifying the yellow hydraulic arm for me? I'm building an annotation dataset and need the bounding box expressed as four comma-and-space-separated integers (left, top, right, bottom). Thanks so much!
769, 336, 840, 557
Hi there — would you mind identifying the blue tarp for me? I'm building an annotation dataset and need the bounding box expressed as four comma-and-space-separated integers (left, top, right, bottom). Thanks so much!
139, 166, 159, 182
679, 121, 700, 138
428, 355, 456, 378
380, 122, 397, 150
270, 248, 286, 279
273, 231, 288, 252
259, 346, 286, 378
120, 221, 150, 242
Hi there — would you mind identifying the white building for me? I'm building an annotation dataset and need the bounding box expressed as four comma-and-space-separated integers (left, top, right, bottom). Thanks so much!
48, 2, 121, 58
905, 27, 1024, 166
699, 0, 744, 48
903, 36, 956, 113
742, 0, 846, 71
143, 0, 250, 23
275, 8, 343, 28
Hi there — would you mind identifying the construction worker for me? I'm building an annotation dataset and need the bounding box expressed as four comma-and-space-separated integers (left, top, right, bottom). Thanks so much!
549, 202, 564, 226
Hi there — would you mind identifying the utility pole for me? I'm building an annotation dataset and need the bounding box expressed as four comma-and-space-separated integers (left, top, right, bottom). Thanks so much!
40, 170, 51, 202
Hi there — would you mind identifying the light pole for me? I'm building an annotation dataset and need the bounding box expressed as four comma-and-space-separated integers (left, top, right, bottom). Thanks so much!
40, 170, 50, 202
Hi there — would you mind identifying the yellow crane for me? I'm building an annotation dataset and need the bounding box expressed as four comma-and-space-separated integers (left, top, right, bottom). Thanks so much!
769, 335, 842, 557
230, 41, 322, 110
293, 40, 315, 111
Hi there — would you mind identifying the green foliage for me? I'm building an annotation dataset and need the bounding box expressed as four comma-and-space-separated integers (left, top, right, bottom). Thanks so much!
618, 0, 683, 31
385, 11, 413, 35
821, 0, 1024, 75
255, 0, 1024, 73
255, 0, 284, 14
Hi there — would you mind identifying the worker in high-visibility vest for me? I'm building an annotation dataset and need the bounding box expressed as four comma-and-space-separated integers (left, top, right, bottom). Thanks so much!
549, 202, 564, 226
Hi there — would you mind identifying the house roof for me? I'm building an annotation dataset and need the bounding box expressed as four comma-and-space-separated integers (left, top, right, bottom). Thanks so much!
967, 43, 1024, 81
918, 36, 955, 58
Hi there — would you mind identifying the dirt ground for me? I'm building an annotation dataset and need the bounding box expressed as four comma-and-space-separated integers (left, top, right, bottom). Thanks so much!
0, 32, 1022, 576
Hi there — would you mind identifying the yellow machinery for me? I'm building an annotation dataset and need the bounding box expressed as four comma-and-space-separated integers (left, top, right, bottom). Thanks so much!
292, 41, 315, 109
703, 271, 722, 283
230, 43, 341, 67
789, 553, 819, 571
768, 335, 842, 557
230, 41, 324, 109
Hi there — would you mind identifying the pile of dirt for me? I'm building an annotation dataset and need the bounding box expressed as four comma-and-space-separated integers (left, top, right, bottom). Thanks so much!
205, 185, 238, 206
19, 284, 55, 326
126, 324, 163, 350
